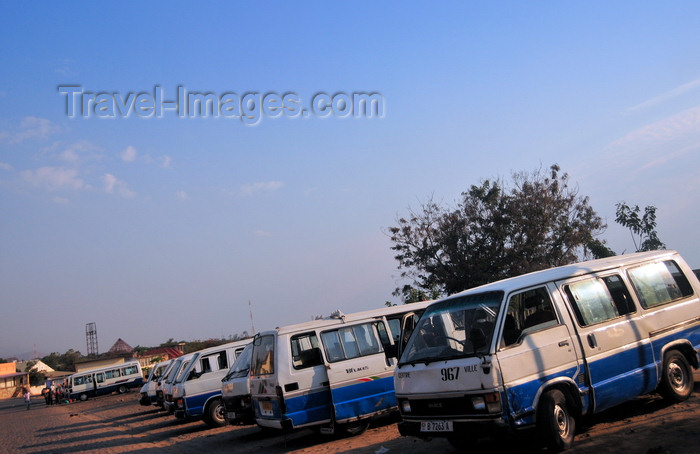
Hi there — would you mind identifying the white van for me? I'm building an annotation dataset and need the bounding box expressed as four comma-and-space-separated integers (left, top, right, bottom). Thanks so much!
394, 250, 700, 451
67, 361, 144, 401
171, 340, 250, 427
249, 301, 432, 435
221, 342, 255, 425
162, 353, 196, 414
139, 359, 173, 406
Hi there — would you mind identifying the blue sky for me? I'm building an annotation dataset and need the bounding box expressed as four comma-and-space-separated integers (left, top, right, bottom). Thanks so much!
1, 2, 699, 358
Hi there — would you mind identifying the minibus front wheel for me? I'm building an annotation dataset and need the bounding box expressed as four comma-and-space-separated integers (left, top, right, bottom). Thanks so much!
203, 398, 227, 428
537, 389, 575, 452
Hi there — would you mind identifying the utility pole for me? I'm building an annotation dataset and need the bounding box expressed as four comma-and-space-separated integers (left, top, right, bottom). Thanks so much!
249, 301, 255, 335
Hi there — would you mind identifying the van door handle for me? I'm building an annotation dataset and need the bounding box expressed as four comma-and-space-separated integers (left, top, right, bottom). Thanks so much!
558, 340, 569, 347
587, 334, 597, 348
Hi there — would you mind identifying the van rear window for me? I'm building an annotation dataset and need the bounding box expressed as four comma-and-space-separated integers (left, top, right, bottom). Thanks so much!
628, 260, 693, 308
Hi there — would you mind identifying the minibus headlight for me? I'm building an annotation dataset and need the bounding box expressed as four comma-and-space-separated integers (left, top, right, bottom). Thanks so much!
400, 400, 411, 413
472, 393, 500, 412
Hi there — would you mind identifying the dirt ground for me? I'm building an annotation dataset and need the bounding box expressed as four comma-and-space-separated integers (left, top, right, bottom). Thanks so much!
1, 373, 699, 454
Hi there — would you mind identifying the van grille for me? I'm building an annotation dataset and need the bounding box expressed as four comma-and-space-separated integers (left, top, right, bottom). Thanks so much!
404, 396, 475, 417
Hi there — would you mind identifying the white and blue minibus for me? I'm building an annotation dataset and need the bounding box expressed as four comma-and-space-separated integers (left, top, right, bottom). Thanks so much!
249, 301, 432, 435
394, 250, 700, 451
67, 361, 144, 401
171, 340, 250, 427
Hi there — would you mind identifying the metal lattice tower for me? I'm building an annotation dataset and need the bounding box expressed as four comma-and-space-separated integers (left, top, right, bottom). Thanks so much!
86, 322, 98, 357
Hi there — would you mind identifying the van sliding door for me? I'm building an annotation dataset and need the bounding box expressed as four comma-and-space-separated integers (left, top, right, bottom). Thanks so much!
321, 322, 395, 424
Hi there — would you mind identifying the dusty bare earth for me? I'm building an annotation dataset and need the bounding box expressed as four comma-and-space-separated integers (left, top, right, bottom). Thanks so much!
1, 372, 699, 454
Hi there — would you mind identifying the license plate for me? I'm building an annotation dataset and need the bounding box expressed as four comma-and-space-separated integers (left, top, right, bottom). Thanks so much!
260, 400, 273, 416
420, 420, 453, 432
227, 411, 237, 420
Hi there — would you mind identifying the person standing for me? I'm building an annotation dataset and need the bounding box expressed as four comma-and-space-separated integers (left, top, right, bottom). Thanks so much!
23, 387, 31, 410
42, 386, 51, 405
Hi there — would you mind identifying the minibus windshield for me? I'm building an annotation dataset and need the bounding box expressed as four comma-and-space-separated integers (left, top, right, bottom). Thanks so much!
399, 291, 503, 365
223, 343, 253, 381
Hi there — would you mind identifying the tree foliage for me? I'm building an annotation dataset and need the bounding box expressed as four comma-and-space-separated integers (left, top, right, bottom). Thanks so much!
24, 361, 46, 386
388, 164, 609, 301
615, 202, 666, 252
41, 349, 83, 372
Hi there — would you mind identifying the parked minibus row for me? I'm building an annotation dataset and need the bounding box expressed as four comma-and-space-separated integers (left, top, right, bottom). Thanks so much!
139, 301, 432, 430
137, 250, 700, 451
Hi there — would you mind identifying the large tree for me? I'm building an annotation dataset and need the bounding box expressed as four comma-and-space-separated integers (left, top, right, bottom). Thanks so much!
388, 164, 609, 302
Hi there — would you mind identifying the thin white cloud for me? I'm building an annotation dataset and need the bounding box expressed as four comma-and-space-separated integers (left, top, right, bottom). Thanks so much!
1, 117, 59, 144
627, 78, 700, 112
0, 162, 12, 171
175, 190, 189, 200
610, 105, 700, 150
103, 173, 136, 198
160, 156, 173, 169
238, 181, 284, 197
253, 230, 272, 237
55, 140, 103, 163
585, 104, 700, 180
120, 146, 137, 162
21, 166, 84, 191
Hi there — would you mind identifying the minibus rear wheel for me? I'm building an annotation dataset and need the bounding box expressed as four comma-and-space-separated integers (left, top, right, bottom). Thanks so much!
342, 419, 370, 436
659, 350, 693, 402
537, 389, 575, 452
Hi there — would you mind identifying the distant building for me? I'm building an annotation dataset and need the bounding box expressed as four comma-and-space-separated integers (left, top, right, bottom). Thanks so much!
0, 362, 28, 399
74, 338, 137, 372
14, 360, 54, 375
136, 344, 185, 376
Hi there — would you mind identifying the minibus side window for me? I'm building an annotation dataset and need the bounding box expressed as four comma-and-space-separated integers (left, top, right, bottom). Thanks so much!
291, 332, 323, 370
95, 373, 104, 383
501, 287, 557, 348
321, 323, 382, 362
564, 274, 634, 326
628, 260, 694, 308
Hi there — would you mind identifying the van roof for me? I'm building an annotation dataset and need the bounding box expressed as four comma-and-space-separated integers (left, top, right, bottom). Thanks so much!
258, 300, 435, 336
187, 339, 252, 358
436, 250, 681, 305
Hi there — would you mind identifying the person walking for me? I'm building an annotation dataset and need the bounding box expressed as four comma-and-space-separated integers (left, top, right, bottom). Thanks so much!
23, 387, 31, 410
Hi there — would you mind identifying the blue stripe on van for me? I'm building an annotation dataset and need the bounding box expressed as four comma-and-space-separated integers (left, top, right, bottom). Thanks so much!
184, 390, 221, 417
284, 388, 333, 427
586, 341, 656, 412
506, 323, 700, 425
505, 364, 580, 426
331, 376, 396, 422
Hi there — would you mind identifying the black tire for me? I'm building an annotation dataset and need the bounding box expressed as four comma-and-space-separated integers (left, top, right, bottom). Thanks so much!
117, 385, 128, 394
537, 389, 575, 452
79, 393, 88, 402
659, 350, 693, 402
203, 399, 227, 428
342, 419, 370, 436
